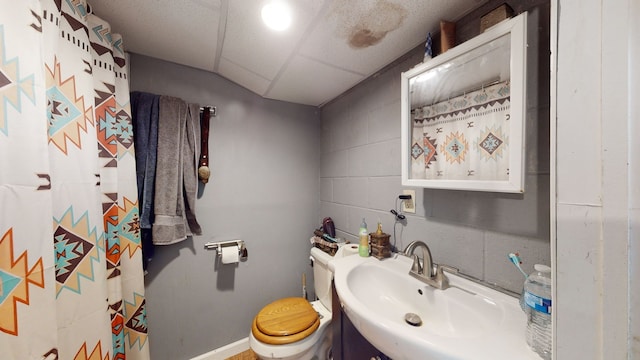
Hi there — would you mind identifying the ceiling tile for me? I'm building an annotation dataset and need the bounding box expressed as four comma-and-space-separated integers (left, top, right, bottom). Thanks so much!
89, 0, 221, 72
217, 57, 271, 96
266, 55, 364, 106
299, 0, 486, 76
220, 0, 328, 81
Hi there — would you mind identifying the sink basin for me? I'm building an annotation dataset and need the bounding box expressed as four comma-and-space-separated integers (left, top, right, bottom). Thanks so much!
330, 254, 542, 360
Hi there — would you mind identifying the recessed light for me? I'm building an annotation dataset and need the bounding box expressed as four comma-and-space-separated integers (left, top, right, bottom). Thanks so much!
261, 1, 291, 31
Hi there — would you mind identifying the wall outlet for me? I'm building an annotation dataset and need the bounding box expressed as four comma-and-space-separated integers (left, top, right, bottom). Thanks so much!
402, 189, 416, 214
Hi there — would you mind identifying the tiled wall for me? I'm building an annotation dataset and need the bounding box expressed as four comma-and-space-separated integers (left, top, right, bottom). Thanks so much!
319, 1, 551, 293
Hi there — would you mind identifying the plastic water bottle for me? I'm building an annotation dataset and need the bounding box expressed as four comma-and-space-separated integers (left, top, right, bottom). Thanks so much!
524, 264, 552, 359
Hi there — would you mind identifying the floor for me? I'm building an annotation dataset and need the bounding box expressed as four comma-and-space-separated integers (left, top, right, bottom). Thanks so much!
225, 349, 259, 360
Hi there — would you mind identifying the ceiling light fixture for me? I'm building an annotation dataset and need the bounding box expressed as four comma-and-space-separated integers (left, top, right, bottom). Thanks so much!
261, 1, 292, 31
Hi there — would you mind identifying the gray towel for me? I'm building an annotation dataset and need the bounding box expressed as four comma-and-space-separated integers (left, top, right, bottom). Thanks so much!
130, 91, 160, 269
153, 96, 189, 244
184, 103, 202, 236
130, 91, 159, 230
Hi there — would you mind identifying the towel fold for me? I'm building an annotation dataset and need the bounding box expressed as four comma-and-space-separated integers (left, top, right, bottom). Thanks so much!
153, 96, 202, 244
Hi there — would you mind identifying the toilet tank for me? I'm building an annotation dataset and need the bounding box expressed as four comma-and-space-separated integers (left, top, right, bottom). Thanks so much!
310, 247, 334, 311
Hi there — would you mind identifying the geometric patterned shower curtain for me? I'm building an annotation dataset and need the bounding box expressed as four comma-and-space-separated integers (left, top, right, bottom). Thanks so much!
410, 81, 511, 181
0, 0, 149, 359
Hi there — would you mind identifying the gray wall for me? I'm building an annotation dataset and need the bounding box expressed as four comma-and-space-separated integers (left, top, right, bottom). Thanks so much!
129, 54, 321, 360
319, 0, 550, 294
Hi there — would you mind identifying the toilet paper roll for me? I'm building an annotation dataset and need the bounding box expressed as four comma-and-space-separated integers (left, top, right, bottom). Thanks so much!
343, 244, 359, 257
221, 246, 239, 264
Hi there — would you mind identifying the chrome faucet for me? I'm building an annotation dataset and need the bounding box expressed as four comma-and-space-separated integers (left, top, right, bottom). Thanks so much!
403, 240, 457, 290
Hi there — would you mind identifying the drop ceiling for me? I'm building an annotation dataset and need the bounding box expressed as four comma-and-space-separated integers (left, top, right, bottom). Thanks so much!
88, 0, 487, 107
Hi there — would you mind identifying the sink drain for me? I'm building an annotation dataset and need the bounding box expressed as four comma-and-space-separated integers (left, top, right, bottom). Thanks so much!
404, 312, 422, 327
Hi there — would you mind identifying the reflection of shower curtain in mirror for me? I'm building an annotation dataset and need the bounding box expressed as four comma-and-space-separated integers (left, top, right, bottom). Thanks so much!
0, 1, 149, 359
410, 81, 511, 181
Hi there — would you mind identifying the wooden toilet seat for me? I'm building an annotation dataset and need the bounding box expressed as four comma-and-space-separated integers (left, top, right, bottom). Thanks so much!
252, 297, 320, 345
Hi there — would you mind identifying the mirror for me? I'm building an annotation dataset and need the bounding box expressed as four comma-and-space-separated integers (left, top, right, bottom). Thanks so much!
401, 13, 527, 193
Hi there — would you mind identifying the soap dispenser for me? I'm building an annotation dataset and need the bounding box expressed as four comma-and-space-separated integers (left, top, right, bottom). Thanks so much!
358, 218, 369, 257
369, 222, 391, 259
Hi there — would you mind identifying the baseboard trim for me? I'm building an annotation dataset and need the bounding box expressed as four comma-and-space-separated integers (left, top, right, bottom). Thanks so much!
190, 337, 250, 360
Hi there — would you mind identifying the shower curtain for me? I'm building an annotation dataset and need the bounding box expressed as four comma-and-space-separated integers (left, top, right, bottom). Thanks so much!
0, 1, 149, 359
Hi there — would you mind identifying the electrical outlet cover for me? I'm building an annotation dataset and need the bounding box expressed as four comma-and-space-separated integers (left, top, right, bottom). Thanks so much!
402, 189, 416, 213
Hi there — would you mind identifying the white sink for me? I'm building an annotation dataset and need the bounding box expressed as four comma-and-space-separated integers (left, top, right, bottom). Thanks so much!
330, 254, 542, 360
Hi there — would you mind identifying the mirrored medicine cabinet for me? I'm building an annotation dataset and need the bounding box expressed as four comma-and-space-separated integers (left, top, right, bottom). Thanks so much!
401, 13, 527, 193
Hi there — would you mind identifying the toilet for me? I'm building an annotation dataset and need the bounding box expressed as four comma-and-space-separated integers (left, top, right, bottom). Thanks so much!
249, 246, 346, 360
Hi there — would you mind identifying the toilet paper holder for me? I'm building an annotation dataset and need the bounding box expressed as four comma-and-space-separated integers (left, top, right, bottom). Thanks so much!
204, 239, 248, 261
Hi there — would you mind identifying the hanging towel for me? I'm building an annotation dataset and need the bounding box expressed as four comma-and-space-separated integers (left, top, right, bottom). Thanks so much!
130, 91, 160, 266
153, 96, 190, 244
184, 103, 202, 236
130, 91, 160, 229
